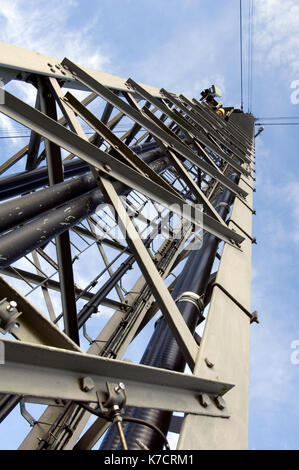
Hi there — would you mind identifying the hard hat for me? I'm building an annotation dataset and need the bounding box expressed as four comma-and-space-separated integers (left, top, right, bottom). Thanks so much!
216, 108, 225, 117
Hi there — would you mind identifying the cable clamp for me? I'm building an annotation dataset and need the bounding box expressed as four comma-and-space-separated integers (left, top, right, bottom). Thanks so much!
98, 382, 127, 418
0, 298, 22, 334
215, 202, 229, 210
175, 291, 204, 318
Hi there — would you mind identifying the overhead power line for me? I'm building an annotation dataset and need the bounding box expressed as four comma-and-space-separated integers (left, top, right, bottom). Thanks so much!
255, 122, 299, 126
257, 116, 299, 120
248, 0, 254, 113
239, 0, 244, 111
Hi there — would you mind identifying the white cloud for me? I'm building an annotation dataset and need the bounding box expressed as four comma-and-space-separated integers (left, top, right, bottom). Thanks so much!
254, 0, 299, 77
0, 0, 110, 70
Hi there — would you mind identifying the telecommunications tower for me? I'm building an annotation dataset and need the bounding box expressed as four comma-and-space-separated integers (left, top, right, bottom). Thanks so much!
0, 42, 257, 450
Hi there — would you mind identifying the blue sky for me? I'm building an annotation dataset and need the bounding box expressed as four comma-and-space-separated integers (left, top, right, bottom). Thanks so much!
0, 0, 299, 450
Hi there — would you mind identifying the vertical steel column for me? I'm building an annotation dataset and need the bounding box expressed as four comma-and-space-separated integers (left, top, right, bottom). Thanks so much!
100, 176, 237, 450
177, 114, 255, 450
38, 78, 79, 345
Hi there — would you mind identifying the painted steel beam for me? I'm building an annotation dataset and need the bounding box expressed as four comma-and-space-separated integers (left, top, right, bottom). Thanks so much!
63, 91, 179, 197
25, 91, 42, 171
99, 176, 199, 370
0, 339, 233, 415
160, 87, 249, 165
0, 89, 244, 246
39, 77, 79, 345
0, 41, 162, 96
177, 115, 255, 450
60, 58, 248, 200
0, 276, 81, 350
179, 94, 249, 159
126, 78, 249, 173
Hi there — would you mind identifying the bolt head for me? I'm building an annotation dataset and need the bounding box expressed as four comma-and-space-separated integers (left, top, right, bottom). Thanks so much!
214, 395, 226, 410
80, 376, 95, 392
199, 393, 211, 408
204, 357, 214, 368
115, 382, 125, 393
7, 301, 17, 312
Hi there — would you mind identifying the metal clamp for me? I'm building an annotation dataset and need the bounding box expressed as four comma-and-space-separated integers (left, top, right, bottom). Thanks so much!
99, 381, 127, 417
175, 291, 205, 318
0, 298, 22, 334
215, 202, 229, 210
99, 382, 128, 450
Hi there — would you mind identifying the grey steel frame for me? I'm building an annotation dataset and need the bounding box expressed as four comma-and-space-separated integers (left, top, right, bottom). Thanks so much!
0, 42, 256, 450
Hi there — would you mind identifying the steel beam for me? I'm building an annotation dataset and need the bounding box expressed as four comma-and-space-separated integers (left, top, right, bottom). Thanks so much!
177, 116, 255, 450
126, 79, 249, 173
38, 77, 79, 345
60, 58, 248, 199
99, 176, 199, 370
0, 91, 243, 246
0, 339, 233, 414
25, 91, 42, 171
0, 41, 162, 96
63, 91, 179, 197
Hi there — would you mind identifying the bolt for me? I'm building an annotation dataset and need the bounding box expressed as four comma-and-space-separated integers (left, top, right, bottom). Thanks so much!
199, 393, 211, 408
80, 376, 95, 392
214, 396, 226, 410
204, 357, 214, 368
103, 164, 111, 173
114, 383, 125, 394
6, 301, 17, 312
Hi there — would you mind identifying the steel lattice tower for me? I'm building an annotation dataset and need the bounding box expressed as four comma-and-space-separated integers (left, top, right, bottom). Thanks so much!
0, 42, 257, 450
